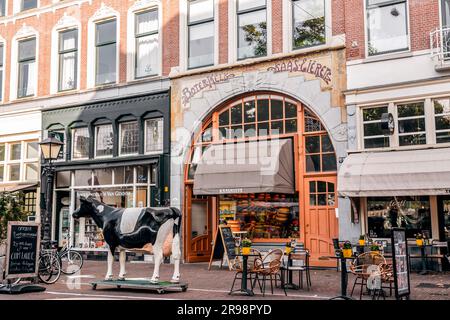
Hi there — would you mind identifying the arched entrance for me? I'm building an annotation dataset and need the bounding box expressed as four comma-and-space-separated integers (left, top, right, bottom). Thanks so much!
184, 92, 338, 266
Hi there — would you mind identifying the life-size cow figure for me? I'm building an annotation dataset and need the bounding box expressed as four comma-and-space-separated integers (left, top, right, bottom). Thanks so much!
72, 196, 182, 284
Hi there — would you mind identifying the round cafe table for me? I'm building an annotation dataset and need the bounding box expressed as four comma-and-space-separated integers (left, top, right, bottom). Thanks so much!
321, 254, 355, 300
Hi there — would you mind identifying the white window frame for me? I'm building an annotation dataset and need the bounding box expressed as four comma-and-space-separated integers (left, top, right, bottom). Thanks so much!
363, 0, 411, 59
71, 127, 90, 161
87, 4, 120, 88
179, 0, 219, 72
10, 25, 39, 101
360, 105, 391, 150
14, 0, 38, 14
396, 101, 427, 147
0, 140, 39, 183
0, 39, 5, 102
144, 118, 164, 155
228, 0, 272, 64
283, 0, 331, 54
23, 140, 39, 181
94, 124, 114, 159
127, 1, 162, 81
50, 14, 81, 94
119, 121, 139, 157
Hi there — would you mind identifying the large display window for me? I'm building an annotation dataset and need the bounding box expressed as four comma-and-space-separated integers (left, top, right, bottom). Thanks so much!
367, 196, 432, 239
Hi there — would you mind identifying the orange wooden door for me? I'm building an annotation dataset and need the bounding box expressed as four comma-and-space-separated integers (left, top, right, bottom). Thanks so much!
185, 185, 214, 263
304, 177, 339, 267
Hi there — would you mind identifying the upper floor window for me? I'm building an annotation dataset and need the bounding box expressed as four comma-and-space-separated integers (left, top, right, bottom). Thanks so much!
95, 124, 114, 158
292, 0, 326, 50
397, 102, 426, 146
95, 19, 117, 85
145, 118, 164, 154
119, 121, 139, 156
135, 9, 159, 78
434, 98, 450, 144
17, 37, 36, 98
442, 0, 450, 27
72, 127, 90, 160
366, 0, 409, 56
188, 0, 214, 69
58, 29, 78, 92
0, 44, 4, 101
362, 106, 390, 149
237, 0, 267, 60
0, 141, 39, 183
21, 0, 37, 12
0, 0, 6, 16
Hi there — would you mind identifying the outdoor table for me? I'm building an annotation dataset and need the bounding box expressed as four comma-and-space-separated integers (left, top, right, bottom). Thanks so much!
321, 255, 355, 300
229, 253, 259, 296
281, 253, 302, 290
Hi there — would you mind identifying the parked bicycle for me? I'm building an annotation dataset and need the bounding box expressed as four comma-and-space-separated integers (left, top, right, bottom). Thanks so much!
58, 233, 83, 275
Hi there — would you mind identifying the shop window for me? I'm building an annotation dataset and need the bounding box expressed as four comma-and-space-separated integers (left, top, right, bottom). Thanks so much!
309, 181, 335, 206
442, 199, 450, 241
9, 164, 20, 181
22, 191, 36, 216
397, 102, 426, 146
74, 170, 92, 187
305, 134, 337, 172
56, 171, 71, 188
136, 187, 148, 207
367, 197, 432, 239
17, 37, 36, 98
304, 110, 323, 132
25, 163, 38, 181
95, 124, 113, 157
188, 0, 214, 69
0, 44, 3, 101
25, 141, 39, 159
135, 9, 159, 78
362, 106, 390, 149
136, 165, 148, 184
114, 166, 134, 185
93, 168, 113, 186
366, 0, 409, 56
219, 193, 300, 239
145, 118, 163, 154
95, 19, 117, 85
434, 98, 450, 144
237, 0, 267, 60
292, 0, 326, 50
72, 127, 90, 159
58, 29, 78, 92
51, 130, 66, 160
9, 143, 21, 160
119, 121, 139, 155
21, 0, 37, 11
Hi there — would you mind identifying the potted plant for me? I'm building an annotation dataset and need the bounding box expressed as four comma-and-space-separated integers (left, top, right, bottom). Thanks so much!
242, 238, 252, 255
285, 241, 292, 255
370, 243, 380, 255
415, 233, 424, 246
359, 235, 365, 246
342, 241, 353, 258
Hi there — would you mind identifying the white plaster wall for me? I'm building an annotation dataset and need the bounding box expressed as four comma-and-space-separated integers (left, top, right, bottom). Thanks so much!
0, 110, 42, 136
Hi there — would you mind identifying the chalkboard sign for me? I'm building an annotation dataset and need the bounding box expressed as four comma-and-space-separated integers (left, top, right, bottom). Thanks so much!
391, 228, 411, 300
208, 225, 236, 270
5, 222, 41, 279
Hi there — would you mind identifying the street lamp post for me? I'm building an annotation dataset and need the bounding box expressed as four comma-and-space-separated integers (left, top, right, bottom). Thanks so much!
39, 136, 64, 242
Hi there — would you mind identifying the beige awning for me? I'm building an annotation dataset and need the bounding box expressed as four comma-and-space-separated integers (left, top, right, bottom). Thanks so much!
0, 183, 38, 193
193, 139, 295, 195
338, 148, 450, 197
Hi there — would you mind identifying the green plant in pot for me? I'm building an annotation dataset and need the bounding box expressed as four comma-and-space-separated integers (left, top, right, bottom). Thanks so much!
242, 238, 252, 255
342, 241, 353, 258
370, 243, 380, 254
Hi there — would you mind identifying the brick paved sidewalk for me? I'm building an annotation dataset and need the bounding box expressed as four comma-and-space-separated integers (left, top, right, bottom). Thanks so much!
0, 261, 448, 300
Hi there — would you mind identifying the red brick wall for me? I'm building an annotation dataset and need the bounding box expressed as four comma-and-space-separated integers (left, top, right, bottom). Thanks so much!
271, 0, 283, 54
218, 0, 229, 64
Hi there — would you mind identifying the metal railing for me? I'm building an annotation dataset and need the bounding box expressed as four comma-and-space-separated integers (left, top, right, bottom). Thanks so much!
430, 27, 450, 65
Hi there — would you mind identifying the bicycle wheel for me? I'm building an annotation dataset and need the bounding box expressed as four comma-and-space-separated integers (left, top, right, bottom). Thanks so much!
60, 250, 83, 275
38, 253, 61, 284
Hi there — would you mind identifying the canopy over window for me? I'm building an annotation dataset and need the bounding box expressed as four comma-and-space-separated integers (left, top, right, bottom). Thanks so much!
338, 148, 450, 197
0, 183, 37, 193
193, 139, 295, 195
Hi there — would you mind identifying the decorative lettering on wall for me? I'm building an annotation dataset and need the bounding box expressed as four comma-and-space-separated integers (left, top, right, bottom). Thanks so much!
267, 58, 332, 85
182, 73, 236, 106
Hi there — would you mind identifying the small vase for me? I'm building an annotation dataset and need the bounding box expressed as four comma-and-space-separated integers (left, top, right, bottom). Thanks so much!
242, 247, 251, 255
359, 240, 365, 246
342, 249, 353, 258
416, 239, 423, 246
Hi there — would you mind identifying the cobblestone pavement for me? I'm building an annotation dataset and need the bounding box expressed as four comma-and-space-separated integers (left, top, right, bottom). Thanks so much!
0, 261, 448, 300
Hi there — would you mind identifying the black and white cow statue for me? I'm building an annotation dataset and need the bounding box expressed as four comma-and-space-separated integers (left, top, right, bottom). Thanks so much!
72, 196, 182, 284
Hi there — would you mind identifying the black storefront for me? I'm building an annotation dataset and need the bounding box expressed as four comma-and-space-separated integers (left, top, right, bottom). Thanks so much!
41, 92, 170, 252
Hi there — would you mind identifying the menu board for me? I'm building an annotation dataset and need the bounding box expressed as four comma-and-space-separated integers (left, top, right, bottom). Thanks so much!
391, 228, 411, 299
5, 222, 41, 279
208, 225, 236, 270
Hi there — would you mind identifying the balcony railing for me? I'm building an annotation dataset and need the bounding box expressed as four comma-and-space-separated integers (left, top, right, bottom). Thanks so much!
430, 27, 450, 69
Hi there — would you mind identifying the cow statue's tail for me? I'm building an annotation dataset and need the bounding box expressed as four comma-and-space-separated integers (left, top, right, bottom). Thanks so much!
170, 207, 182, 283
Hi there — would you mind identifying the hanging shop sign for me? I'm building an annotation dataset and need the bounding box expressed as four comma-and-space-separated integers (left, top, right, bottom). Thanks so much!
267, 57, 332, 85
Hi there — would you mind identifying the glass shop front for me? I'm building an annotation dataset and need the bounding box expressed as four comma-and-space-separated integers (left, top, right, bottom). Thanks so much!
54, 164, 157, 249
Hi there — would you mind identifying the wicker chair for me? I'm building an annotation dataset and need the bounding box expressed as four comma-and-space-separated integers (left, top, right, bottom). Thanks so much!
253, 249, 287, 296
229, 248, 262, 294
379, 263, 394, 297
350, 252, 386, 299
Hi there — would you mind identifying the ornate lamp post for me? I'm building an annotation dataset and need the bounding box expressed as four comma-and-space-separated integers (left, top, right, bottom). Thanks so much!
39, 136, 63, 242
